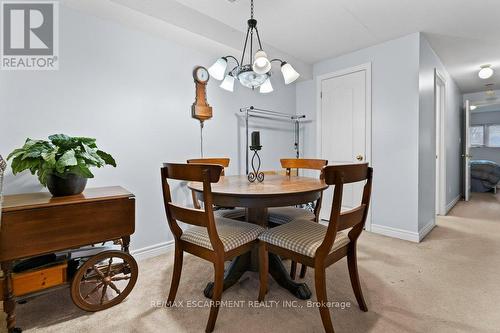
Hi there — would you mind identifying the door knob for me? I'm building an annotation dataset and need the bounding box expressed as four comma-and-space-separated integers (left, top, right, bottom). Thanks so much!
356, 155, 364, 161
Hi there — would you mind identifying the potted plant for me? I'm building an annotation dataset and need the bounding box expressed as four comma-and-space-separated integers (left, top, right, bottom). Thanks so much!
7, 134, 116, 196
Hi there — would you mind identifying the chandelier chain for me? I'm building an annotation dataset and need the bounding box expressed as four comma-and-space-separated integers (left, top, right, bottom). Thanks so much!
210, 0, 298, 91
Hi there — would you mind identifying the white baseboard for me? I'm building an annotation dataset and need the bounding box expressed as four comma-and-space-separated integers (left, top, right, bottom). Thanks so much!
366, 220, 437, 243
445, 195, 461, 214
418, 219, 436, 242
370, 224, 420, 243
131, 240, 174, 261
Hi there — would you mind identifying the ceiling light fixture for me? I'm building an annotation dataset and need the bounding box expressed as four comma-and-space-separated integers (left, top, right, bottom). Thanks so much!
485, 90, 496, 97
478, 64, 494, 79
259, 78, 273, 93
220, 74, 235, 92
470, 105, 477, 110
208, 0, 299, 92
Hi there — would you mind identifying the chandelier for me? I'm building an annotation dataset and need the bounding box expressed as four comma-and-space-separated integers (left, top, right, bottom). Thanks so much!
208, 0, 300, 93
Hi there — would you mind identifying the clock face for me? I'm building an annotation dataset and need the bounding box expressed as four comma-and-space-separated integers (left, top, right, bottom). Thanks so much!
195, 66, 209, 83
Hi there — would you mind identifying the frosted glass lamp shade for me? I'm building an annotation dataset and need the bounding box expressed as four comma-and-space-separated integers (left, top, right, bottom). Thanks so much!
259, 78, 273, 93
209, 58, 228, 80
478, 66, 493, 79
220, 75, 235, 92
252, 50, 272, 74
281, 62, 300, 84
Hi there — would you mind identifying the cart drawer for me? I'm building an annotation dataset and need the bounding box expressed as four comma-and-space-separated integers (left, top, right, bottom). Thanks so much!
12, 263, 68, 296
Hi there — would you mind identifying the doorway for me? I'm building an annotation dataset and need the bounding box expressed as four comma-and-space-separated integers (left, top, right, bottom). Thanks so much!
463, 100, 500, 200
317, 63, 372, 229
435, 69, 446, 215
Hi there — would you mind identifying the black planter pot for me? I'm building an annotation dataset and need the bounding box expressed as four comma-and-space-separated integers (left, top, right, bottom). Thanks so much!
46, 174, 88, 197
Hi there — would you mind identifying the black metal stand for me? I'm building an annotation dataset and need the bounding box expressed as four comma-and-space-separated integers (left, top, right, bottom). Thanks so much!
248, 146, 264, 183
241, 107, 306, 175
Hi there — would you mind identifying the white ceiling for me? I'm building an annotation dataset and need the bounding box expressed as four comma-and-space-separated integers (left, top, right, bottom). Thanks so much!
72, 0, 500, 93
465, 89, 500, 112
427, 33, 500, 94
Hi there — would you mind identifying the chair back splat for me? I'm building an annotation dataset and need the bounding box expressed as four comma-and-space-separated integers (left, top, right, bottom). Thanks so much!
187, 158, 230, 175
280, 158, 327, 177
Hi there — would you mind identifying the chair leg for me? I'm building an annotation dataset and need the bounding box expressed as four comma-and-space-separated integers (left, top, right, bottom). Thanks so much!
167, 244, 183, 306
299, 264, 307, 278
347, 245, 368, 312
290, 261, 297, 280
314, 265, 334, 333
258, 242, 268, 302
206, 261, 224, 333
296, 215, 319, 280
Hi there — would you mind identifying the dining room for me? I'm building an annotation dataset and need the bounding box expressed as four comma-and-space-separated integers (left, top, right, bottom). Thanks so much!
1, 1, 500, 333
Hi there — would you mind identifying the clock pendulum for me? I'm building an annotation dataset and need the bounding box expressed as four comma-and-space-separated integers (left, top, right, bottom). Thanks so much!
191, 66, 213, 157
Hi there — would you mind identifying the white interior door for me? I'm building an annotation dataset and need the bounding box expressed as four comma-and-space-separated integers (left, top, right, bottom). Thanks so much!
319, 68, 369, 221
464, 100, 471, 201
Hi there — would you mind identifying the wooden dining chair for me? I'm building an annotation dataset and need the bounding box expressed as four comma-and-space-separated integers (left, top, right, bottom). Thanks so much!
187, 158, 246, 220
161, 163, 265, 333
258, 163, 373, 333
268, 158, 328, 279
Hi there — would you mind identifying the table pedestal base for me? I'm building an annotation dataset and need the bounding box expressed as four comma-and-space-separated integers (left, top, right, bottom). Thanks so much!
203, 251, 312, 300
196, 202, 320, 301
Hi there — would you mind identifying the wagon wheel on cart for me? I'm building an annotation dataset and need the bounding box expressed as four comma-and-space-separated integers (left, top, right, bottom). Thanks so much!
70, 250, 138, 312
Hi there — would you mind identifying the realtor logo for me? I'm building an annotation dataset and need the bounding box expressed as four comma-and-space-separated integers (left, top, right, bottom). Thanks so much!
1, 1, 58, 70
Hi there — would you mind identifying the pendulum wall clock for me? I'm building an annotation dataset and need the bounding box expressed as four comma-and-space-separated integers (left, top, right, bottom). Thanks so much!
192, 66, 213, 122
191, 66, 213, 157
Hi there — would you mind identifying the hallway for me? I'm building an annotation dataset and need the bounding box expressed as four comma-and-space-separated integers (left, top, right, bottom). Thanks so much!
445, 192, 500, 222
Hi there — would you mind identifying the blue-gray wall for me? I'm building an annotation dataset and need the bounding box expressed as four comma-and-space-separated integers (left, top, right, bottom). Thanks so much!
297, 33, 422, 240
418, 34, 463, 232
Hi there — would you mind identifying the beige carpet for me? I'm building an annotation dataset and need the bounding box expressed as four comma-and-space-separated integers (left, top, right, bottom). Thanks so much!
2, 192, 499, 333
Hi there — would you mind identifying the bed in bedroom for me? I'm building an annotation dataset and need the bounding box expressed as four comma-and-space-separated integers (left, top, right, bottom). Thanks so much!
471, 160, 500, 193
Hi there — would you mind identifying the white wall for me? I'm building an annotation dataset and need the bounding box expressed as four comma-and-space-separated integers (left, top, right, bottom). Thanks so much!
296, 80, 316, 159
297, 33, 422, 240
464, 90, 500, 107
0, 6, 297, 252
418, 34, 463, 231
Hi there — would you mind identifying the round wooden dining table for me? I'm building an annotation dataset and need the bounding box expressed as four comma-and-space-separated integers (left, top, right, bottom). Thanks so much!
188, 174, 328, 300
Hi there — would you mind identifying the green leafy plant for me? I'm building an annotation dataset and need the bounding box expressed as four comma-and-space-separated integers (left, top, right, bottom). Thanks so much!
7, 134, 116, 186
